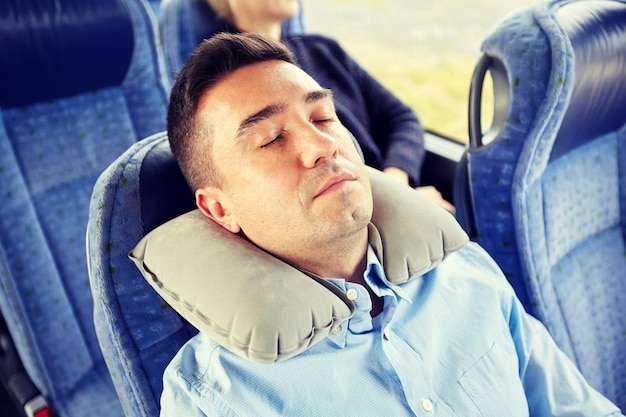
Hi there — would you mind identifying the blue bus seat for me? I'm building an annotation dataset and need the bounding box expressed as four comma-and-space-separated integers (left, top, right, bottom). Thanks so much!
456, 0, 626, 409
158, 0, 305, 83
87, 133, 197, 416
0, 0, 169, 415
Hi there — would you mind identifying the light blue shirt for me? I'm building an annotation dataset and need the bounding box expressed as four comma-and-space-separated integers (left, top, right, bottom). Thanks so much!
160, 242, 623, 416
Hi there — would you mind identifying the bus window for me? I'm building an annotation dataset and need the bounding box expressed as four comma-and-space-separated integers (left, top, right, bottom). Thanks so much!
304, 0, 538, 143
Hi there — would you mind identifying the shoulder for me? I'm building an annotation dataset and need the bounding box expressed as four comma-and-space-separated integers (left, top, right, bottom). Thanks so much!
160, 333, 227, 415
447, 241, 506, 279
426, 242, 517, 306
441, 242, 508, 280
165, 332, 222, 385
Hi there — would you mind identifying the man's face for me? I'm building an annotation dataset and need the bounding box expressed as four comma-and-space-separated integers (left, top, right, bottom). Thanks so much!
195, 60, 372, 261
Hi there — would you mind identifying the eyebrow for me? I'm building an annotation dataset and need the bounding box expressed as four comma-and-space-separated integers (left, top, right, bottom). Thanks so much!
235, 89, 334, 138
305, 88, 333, 103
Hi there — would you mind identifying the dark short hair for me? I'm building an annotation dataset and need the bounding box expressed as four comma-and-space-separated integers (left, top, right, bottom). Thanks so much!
167, 32, 297, 190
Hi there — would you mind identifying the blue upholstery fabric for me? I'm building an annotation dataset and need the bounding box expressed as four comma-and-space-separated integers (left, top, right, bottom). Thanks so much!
158, 0, 304, 84
463, 0, 626, 409
0, 0, 169, 415
0, 0, 133, 108
87, 133, 197, 417
463, 3, 559, 311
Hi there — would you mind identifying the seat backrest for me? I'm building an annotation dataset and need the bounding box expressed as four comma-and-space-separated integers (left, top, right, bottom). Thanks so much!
158, 0, 305, 83
0, 0, 169, 415
87, 132, 197, 416
457, 0, 626, 409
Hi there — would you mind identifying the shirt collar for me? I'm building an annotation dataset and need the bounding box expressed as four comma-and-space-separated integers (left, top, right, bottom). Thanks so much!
367, 224, 413, 302
325, 228, 413, 347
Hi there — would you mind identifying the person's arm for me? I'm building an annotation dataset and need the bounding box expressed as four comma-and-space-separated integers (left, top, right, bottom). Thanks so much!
349, 56, 426, 185
508, 297, 624, 416
382, 166, 409, 184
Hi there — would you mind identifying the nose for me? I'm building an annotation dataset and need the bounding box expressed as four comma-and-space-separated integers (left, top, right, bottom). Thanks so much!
297, 125, 339, 168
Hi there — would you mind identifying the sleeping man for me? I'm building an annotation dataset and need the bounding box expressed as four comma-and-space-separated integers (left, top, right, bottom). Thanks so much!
158, 32, 624, 416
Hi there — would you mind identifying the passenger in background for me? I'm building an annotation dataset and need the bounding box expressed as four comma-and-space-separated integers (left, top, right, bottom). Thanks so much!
205, 0, 455, 212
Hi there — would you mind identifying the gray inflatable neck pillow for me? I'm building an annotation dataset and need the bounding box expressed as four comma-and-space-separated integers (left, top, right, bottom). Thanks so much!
130, 167, 468, 363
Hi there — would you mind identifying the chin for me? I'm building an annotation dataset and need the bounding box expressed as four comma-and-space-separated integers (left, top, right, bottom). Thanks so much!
337, 200, 372, 234
351, 207, 373, 229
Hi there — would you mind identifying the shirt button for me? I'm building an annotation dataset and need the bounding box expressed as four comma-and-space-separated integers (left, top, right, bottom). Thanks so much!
346, 288, 358, 300
331, 325, 342, 335
421, 399, 433, 412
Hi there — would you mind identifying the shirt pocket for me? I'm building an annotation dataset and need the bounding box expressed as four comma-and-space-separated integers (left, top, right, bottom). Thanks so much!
458, 331, 529, 417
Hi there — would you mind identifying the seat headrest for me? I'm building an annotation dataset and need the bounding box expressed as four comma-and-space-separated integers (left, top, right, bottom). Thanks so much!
552, 1, 626, 160
0, 0, 134, 108
139, 139, 196, 233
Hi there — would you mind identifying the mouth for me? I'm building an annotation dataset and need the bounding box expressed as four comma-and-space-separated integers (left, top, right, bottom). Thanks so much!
313, 172, 356, 199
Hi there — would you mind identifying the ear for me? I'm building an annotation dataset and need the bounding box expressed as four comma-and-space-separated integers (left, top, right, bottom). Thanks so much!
195, 187, 241, 234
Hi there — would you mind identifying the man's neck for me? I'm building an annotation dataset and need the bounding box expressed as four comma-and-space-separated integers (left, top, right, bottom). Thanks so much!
306, 233, 384, 318
287, 229, 369, 283
285, 229, 384, 317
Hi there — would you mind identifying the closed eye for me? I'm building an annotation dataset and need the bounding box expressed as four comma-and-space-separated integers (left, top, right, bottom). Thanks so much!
312, 118, 336, 127
260, 134, 283, 149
